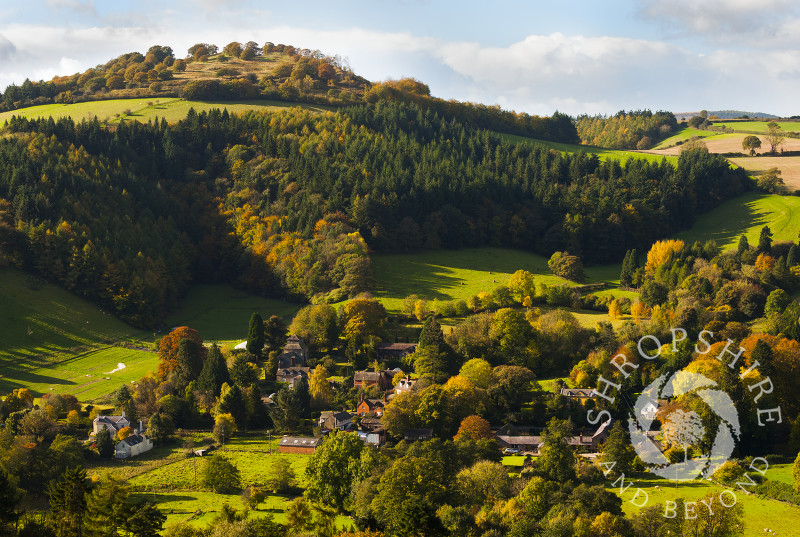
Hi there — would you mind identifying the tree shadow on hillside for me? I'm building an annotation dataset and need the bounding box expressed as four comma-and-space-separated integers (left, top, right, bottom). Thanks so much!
681, 194, 771, 248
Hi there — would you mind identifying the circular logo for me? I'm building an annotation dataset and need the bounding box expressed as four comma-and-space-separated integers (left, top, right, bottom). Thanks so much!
629, 370, 741, 480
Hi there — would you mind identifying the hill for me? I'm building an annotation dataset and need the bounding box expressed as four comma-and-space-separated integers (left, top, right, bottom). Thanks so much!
675, 192, 800, 250
675, 110, 779, 120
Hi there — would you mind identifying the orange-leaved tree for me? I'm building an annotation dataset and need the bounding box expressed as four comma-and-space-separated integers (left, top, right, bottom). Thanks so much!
454, 415, 492, 442
158, 326, 204, 379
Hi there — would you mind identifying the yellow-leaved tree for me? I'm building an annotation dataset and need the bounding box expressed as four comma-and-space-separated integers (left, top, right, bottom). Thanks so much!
645, 239, 685, 273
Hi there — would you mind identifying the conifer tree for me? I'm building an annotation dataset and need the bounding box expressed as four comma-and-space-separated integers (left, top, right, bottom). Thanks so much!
196, 343, 230, 396
737, 235, 749, 257
758, 226, 773, 253
217, 384, 248, 430
114, 385, 137, 423
247, 313, 265, 359
419, 316, 445, 350
788, 244, 798, 267
175, 338, 204, 390
0, 467, 21, 532
48, 467, 89, 537
96, 428, 115, 459
751, 339, 774, 378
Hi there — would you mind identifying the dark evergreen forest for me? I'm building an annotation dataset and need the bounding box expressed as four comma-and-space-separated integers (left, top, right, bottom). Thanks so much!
0, 102, 751, 327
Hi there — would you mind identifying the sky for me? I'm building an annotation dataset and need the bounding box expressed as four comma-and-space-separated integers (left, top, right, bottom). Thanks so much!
2, 0, 800, 116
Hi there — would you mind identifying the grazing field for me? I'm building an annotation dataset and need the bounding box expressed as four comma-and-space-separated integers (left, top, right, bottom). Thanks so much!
370, 248, 623, 313
497, 133, 678, 165
729, 156, 800, 191
163, 284, 300, 343
647, 132, 800, 157
0, 97, 330, 125
652, 127, 712, 149
0, 345, 157, 401
712, 120, 800, 134
612, 473, 800, 537
0, 267, 145, 362
675, 192, 800, 251
94, 434, 353, 530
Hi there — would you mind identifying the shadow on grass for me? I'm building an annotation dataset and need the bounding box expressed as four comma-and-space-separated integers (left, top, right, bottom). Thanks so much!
677, 193, 769, 248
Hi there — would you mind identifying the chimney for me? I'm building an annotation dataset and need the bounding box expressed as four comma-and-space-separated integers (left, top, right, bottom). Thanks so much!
382, 393, 387, 403
359, 393, 365, 403
139, 420, 143, 432
121, 411, 126, 419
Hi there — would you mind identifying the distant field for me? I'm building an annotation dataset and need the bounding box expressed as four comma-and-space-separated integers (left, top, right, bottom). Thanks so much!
163, 284, 301, 343
729, 156, 800, 191
0, 98, 331, 125
652, 127, 711, 149
0, 267, 145, 362
0, 345, 157, 401
675, 192, 800, 250
370, 248, 622, 313
497, 133, 678, 165
647, 132, 800, 157
712, 120, 800, 133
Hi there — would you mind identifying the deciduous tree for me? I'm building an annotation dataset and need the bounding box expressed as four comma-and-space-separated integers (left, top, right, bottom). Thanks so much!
305, 430, 364, 511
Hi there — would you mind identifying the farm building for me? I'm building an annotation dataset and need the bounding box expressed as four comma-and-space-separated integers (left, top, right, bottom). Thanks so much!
278, 436, 321, 454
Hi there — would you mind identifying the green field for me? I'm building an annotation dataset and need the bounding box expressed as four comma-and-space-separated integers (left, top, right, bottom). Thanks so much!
0, 345, 157, 401
652, 127, 712, 149
0, 98, 331, 125
93, 434, 352, 530
163, 284, 301, 343
370, 248, 622, 313
675, 192, 800, 251
0, 267, 145, 361
497, 132, 678, 164
612, 472, 800, 536
712, 120, 800, 134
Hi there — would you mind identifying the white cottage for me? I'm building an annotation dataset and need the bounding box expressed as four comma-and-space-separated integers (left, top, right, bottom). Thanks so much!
114, 433, 153, 459
640, 402, 659, 421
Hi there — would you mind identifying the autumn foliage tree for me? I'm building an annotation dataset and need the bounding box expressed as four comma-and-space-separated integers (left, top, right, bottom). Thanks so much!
645, 239, 684, 273
454, 415, 493, 442
157, 327, 204, 379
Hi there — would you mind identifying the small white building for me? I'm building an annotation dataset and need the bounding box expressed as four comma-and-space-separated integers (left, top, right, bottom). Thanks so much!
640, 402, 659, 421
115, 434, 153, 459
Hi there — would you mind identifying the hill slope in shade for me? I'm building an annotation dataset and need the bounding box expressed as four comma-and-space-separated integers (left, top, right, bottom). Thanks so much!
0, 267, 144, 362
675, 192, 800, 250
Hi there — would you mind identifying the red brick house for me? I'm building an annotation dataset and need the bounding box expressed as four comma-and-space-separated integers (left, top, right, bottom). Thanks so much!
354, 370, 394, 390
356, 392, 388, 416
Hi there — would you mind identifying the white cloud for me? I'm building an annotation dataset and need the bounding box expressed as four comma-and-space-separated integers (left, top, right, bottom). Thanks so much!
639, 0, 800, 47
1, 17, 799, 116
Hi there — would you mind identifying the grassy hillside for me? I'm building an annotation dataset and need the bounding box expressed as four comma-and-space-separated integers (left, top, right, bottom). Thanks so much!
371, 248, 623, 312
163, 284, 300, 343
0, 267, 145, 362
0, 346, 157, 401
652, 126, 713, 149
497, 132, 678, 164
0, 97, 330, 125
675, 192, 800, 250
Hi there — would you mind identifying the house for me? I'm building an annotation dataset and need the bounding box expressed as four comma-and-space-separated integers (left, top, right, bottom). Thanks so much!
354, 370, 394, 390
356, 393, 388, 416
114, 433, 153, 459
318, 411, 354, 431
93, 412, 133, 436
278, 436, 321, 454
640, 402, 659, 421
376, 342, 417, 361
560, 388, 595, 401
496, 435, 541, 453
357, 428, 385, 446
278, 335, 308, 368
403, 428, 433, 442
277, 367, 311, 388
394, 375, 416, 395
